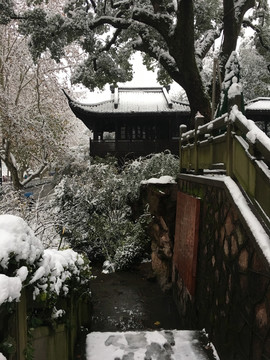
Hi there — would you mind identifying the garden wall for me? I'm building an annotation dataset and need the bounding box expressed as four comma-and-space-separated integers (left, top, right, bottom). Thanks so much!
142, 175, 270, 359
140, 182, 177, 291
174, 175, 270, 360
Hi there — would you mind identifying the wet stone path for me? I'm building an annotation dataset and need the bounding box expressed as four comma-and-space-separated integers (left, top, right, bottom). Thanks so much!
89, 262, 181, 332
76, 263, 219, 359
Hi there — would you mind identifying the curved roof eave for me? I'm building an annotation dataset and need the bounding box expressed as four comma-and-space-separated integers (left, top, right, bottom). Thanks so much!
63, 88, 191, 131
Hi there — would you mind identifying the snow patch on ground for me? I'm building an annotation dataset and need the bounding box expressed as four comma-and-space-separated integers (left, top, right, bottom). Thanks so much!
86, 330, 220, 360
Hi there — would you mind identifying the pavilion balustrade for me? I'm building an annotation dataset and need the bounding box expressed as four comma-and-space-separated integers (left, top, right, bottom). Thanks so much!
90, 139, 179, 158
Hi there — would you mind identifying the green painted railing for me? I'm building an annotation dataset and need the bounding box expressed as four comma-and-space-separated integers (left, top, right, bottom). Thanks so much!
179, 105, 270, 223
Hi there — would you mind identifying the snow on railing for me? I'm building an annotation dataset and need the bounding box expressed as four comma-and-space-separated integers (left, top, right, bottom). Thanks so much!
179, 106, 270, 223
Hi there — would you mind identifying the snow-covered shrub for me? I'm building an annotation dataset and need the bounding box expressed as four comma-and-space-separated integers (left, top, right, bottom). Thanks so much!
113, 215, 150, 270
0, 214, 43, 271
123, 151, 179, 201
0, 185, 61, 249
50, 152, 178, 269
0, 214, 91, 308
0, 214, 92, 359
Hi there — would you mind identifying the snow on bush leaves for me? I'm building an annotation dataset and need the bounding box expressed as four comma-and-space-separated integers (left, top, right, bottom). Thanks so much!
50, 152, 178, 270
0, 214, 91, 306
0, 214, 43, 269
30, 248, 89, 299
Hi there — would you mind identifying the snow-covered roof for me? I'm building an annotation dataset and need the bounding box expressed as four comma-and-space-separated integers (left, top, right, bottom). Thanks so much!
245, 97, 270, 112
65, 87, 190, 115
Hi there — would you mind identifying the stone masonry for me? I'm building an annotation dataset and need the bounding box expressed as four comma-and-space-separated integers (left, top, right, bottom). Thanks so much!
175, 176, 270, 360
140, 183, 177, 291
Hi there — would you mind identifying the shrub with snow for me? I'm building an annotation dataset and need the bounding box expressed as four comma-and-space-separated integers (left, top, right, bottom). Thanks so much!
0, 214, 43, 270
0, 214, 91, 306
50, 152, 178, 270
0, 214, 92, 358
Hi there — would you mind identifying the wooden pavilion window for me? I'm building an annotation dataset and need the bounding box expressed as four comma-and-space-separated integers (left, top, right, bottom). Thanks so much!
120, 126, 126, 140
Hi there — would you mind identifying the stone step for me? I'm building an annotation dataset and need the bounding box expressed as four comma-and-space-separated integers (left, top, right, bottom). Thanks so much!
86, 330, 220, 359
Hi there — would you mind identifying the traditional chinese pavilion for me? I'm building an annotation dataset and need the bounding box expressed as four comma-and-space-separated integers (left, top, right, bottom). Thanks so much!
64, 86, 190, 158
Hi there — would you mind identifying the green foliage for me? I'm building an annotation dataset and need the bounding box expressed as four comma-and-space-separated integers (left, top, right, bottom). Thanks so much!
51, 152, 179, 269
239, 39, 270, 101
0, 0, 14, 25
24, 329, 34, 360
72, 51, 133, 90
19, 9, 66, 62
1, 0, 268, 120
0, 335, 16, 356
113, 213, 150, 270
194, 0, 222, 40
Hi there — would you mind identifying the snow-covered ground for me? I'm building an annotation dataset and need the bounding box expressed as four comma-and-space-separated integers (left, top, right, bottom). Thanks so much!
86, 330, 220, 360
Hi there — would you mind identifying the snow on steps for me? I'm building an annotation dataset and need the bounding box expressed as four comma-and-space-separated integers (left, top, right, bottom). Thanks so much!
86, 330, 220, 359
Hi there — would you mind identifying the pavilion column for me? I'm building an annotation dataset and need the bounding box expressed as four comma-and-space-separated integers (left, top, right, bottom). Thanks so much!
93, 124, 98, 141
115, 120, 119, 153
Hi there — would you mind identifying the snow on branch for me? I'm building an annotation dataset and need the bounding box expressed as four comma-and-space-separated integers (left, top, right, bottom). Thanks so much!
132, 7, 173, 41
89, 15, 131, 30
100, 28, 122, 52
133, 30, 179, 80
234, 0, 254, 23
195, 26, 223, 60
242, 18, 270, 52
110, 0, 131, 9
21, 162, 48, 187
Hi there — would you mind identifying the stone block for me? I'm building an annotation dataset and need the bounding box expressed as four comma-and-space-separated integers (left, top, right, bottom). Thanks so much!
238, 249, 249, 271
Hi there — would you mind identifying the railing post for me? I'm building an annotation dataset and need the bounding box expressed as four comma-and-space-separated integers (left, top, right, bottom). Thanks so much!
195, 112, 205, 174
226, 117, 233, 177
179, 124, 187, 172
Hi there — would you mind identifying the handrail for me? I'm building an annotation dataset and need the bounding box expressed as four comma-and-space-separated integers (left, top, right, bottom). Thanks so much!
179, 105, 270, 222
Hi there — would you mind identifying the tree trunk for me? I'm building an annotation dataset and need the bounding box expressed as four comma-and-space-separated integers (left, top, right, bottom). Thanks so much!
4, 156, 23, 190
220, 0, 256, 77
170, 0, 212, 124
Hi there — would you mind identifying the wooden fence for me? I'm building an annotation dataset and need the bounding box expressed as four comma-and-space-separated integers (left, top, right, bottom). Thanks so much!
1, 289, 91, 360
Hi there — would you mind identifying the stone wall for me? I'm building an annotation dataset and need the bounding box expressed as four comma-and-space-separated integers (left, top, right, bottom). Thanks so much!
140, 183, 177, 291
174, 175, 270, 360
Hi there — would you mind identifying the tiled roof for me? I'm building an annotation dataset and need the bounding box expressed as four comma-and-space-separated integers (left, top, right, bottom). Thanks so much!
65, 87, 190, 114
245, 97, 270, 112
